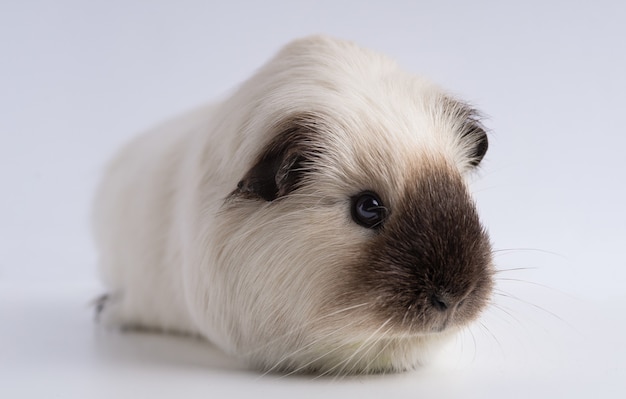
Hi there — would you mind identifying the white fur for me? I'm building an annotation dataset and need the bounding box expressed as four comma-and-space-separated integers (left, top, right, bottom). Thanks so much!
93, 36, 482, 374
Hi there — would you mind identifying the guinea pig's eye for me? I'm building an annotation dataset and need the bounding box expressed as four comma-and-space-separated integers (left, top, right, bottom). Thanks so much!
351, 192, 387, 229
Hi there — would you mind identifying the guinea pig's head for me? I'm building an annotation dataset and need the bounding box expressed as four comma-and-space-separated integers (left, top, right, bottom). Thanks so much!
199, 36, 493, 375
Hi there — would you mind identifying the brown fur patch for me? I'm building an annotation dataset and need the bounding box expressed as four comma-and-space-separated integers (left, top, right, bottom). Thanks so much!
344, 160, 493, 333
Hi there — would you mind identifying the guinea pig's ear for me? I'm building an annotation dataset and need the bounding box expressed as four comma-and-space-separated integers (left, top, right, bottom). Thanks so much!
445, 97, 489, 167
462, 120, 488, 168
236, 125, 311, 202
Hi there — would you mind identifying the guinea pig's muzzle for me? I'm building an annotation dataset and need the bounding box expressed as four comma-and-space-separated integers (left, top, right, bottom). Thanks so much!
349, 165, 494, 334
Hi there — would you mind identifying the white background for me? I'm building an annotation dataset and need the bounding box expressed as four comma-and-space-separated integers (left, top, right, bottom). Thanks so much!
1, 0, 625, 397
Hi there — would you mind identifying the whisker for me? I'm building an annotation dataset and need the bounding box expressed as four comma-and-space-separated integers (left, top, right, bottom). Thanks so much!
362, 328, 395, 374
488, 302, 524, 328
495, 277, 575, 298
263, 319, 360, 377
491, 248, 566, 259
478, 321, 504, 357
277, 326, 363, 378
458, 327, 466, 363
335, 318, 393, 377
259, 322, 358, 379
494, 267, 539, 273
243, 302, 370, 358
493, 291, 573, 330
468, 327, 477, 364
312, 317, 392, 378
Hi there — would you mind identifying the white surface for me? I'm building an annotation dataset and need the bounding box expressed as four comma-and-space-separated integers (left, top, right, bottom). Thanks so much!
1, 0, 625, 397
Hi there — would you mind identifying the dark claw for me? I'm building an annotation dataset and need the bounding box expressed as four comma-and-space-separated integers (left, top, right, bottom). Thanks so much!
93, 293, 110, 322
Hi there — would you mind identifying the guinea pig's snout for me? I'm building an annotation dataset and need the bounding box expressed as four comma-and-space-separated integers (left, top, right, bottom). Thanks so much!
355, 166, 494, 334
418, 242, 493, 331
418, 275, 489, 334
428, 293, 458, 331
428, 284, 481, 324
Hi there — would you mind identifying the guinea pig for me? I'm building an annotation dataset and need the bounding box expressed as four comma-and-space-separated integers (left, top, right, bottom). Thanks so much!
92, 35, 494, 375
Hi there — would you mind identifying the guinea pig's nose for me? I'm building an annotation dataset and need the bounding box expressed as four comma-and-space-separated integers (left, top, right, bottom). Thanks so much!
430, 294, 450, 312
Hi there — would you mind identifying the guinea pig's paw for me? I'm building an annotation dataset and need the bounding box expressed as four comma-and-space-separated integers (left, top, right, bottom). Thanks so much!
93, 292, 128, 329
94, 293, 110, 321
